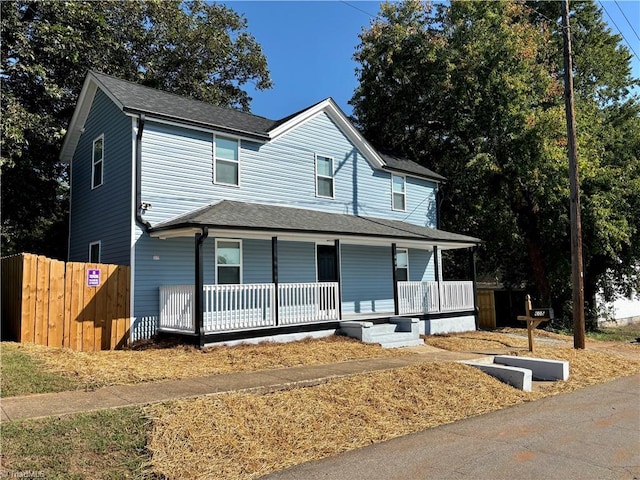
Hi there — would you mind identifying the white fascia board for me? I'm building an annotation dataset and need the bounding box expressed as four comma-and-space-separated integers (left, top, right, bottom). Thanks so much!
385, 168, 444, 185
268, 98, 385, 169
150, 227, 203, 239
149, 226, 476, 249
59, 78, 97, 164
59, 72, 126, 164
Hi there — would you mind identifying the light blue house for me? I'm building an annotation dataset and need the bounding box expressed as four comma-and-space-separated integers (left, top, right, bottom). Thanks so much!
62, 71, 481, 346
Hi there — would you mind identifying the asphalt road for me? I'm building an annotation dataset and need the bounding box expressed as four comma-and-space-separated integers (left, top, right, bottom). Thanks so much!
263, 374, 640, 480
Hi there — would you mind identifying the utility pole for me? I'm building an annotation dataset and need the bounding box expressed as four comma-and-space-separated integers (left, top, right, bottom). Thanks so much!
561, 0, 586, 349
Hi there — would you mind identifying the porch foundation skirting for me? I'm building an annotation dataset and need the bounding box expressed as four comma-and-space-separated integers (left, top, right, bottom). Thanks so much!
158, 280, 474, 335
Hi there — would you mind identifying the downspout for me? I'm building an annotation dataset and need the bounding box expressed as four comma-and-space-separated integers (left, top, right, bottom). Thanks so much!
436, 183, 444, 230
135, 114, 151, 231
195, 227, 209, 347
391, 243, 399, 316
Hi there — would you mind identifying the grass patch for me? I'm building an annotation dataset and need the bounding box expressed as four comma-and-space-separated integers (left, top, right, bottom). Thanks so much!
1, 343, 78, 397
586, 323, 640, 342
0, 407, 153, 479
1, 336, 404, 394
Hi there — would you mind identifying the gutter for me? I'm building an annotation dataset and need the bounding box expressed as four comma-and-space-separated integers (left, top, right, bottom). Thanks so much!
135, 114, 151, 231
124, 107, 271, 142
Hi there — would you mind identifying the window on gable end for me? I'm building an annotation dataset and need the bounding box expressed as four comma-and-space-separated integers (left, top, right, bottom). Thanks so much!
214, 136, 239, 186
92, 135, 104, 189
316, 154, 334, 199
392, 174, 406, 211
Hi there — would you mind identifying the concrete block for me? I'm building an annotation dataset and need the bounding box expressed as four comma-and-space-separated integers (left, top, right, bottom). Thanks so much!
463, 362, 532, 392
339, 321, 373, 342
423, 315, 476, 335
389, 316, 420, 334
494, 355, 569, 381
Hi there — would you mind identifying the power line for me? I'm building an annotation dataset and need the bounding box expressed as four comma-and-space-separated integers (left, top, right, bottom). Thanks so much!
614, 0, 640, 42
599, 1, 640, 63
339, 1, 376, 19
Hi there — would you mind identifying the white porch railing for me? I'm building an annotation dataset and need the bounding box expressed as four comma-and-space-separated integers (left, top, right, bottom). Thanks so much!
160, 280, 474, 334
398, 280, 474, 315
159, 282, 340, 333
397, 281, 440, 315
440, 281, 475, 312
278, 282, 340, 325
159, 285, 195, 331
203, 283, 276, 332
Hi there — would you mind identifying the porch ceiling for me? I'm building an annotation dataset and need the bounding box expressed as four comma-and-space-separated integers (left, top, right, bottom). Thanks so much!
148, 200, 481, 249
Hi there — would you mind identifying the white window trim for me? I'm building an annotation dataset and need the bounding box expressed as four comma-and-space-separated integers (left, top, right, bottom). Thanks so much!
213, 135, 240, 187
215, 238, 243, 284
391, 174, 406, 212
91, 134, 104, 189
315, 154, 335, 199
396, 247, 409, 281
89, 240, 102, 263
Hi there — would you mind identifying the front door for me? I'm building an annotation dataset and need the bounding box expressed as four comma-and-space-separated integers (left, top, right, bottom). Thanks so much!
317, 245, 337, 313
317, 245, 337, 282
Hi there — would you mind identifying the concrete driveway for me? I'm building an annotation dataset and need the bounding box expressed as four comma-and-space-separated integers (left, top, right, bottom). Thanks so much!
264, 374, 640, 480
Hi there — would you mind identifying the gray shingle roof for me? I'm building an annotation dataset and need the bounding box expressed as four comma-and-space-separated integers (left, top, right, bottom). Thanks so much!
91, 71, 276, 138
89, 71, 444, 181
150, 200, 481, 246
379, 152, 447, 182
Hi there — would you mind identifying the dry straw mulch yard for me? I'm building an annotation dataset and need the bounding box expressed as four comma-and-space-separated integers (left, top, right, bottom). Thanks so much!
145, 330, 639, 480
1, 335, 404, 391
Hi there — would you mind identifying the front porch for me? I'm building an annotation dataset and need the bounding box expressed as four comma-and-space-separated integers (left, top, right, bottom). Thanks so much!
145, 200, 481, 345
159, 280, 475, 335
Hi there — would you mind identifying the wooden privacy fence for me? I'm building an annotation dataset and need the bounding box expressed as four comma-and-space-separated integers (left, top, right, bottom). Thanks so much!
1, 253, 130, 351
477, 289, 497, 329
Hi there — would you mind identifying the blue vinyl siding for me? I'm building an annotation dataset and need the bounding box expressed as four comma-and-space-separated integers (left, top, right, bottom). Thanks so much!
340, 244, 395, 314
278, 241, 316, 283
68, 89, 132, 265
133, 236, 318, 320
138, 113, 437, 229
408, 248, 435, 282
134, 235, 215, 319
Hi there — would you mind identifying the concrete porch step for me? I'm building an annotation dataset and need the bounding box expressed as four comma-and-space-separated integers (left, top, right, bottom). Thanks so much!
338, 318, 424, 349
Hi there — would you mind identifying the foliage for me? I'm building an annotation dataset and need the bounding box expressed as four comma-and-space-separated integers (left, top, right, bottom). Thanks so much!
350, 0, 640, 328
1, 0, 272, 259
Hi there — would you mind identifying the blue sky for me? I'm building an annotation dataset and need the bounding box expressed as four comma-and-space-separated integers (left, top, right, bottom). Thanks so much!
226, 1, 640, 120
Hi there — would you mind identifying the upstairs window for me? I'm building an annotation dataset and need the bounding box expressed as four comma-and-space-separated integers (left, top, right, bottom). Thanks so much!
214, 136, 239, 186
216, 239, 242, 284
396, 248, 409, 281
315, 154, 334, 198
89, 241, 101, 263
392, 174, 406, 211
92, 135, 104, 189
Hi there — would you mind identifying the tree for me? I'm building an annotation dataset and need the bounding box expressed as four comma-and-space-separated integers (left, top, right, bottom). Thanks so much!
350, 0, 639, 327
1, 0, 272, 259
